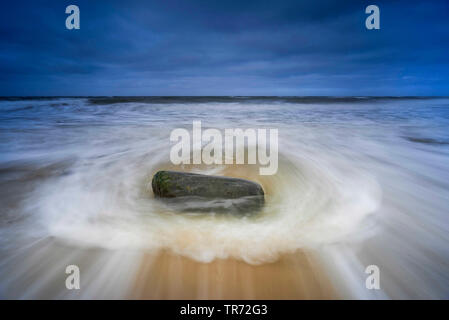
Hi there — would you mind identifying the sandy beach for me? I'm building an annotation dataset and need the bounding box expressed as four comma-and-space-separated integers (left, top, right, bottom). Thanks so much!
131, 250, 336, 299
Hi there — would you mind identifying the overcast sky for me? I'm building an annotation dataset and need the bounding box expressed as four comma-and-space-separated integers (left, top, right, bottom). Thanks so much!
0, 0, 448, 96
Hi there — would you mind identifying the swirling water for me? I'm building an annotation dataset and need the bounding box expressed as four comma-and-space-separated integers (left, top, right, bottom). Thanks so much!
0, 97, 448, 299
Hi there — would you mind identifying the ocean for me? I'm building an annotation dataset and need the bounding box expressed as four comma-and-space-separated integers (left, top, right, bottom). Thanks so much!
0, 96, 448, 299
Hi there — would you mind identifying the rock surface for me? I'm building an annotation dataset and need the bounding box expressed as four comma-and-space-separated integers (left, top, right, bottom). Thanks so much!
152, 170, 264, 199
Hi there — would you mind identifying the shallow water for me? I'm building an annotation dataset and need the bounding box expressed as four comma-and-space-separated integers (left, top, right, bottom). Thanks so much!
0, 97, 448, 299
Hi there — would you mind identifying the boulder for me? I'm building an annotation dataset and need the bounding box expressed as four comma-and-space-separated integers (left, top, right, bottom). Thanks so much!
151, 170, 264, 214
152, 170, 264, 198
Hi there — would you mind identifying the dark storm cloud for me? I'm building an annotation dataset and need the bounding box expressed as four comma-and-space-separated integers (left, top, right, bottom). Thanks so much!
0, 0, 448, 95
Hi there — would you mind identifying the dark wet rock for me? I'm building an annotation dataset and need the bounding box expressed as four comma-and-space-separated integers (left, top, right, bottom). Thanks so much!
151, 170, 264, 214
152, 170, 264, 198
404, 136, 449, 145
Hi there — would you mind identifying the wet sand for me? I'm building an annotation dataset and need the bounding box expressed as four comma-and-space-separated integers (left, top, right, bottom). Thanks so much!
0, 238, 336, 299
130, 250, 337, 299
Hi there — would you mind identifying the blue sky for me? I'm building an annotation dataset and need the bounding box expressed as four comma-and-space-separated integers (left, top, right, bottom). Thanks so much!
0, 0, 448, 96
